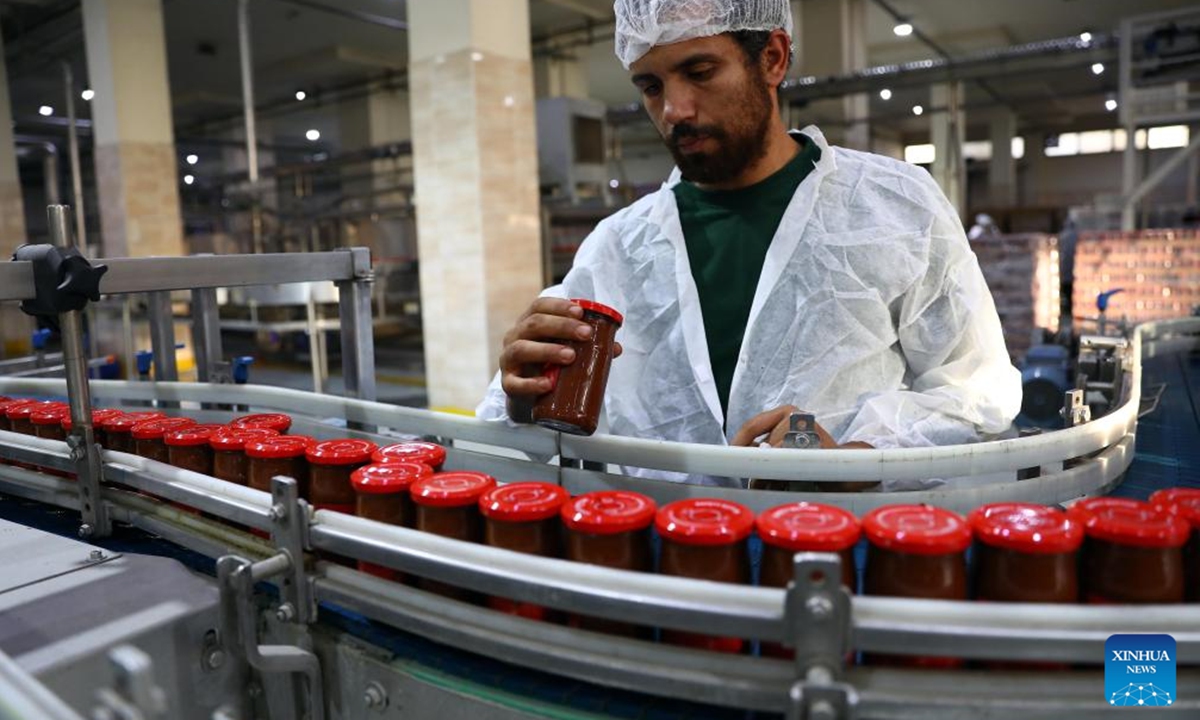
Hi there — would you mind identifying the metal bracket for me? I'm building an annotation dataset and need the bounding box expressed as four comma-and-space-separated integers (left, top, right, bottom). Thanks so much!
784, 552, 851, 679
1017, 427, 1042, 480
69, 433, 110, 539
787, 679, 859, 720
91, 645, 168, 720
782, 412, 821, 449
1061, 389, 1091, 428
270, 476, 315, 624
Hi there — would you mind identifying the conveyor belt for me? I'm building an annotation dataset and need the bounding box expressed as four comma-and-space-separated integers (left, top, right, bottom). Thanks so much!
1114, 347, 1200, 499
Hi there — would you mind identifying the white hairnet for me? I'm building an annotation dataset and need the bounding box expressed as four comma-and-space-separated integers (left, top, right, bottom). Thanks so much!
613, 0, 794, 69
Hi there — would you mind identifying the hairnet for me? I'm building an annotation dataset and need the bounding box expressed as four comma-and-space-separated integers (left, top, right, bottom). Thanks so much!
613, 0, 794, 69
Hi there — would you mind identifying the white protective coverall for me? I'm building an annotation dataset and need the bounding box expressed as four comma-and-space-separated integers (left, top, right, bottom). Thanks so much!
477, 127, 1022, 490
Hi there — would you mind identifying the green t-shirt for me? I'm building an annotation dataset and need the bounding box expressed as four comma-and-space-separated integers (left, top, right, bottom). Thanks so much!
673, 135, 821, 417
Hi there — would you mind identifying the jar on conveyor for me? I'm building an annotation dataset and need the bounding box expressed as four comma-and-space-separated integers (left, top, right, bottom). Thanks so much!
131, 417, 197, 463
6, 400, 52, 436
101, 412, 166, 454
756, 502, 861, 659
479, 482, 570, 620
30, 403, 70, 440
230, 413, 292, 434
862, 504, 970, 669
209, 428, 278, 485
245, 436, 314, 495
352, 462, 433, 581
0, 398, 36, 432
1068, 497, 1188, 604
411, 471, 497, 600
306, 439, 378, 513
656, 498, 754, 654
530, 299, 622, 436
165, 424, 226, 475
1150, 488, 1200, 602
372, 441, 447, 471
969, 503, 1082, 603
561, 490, 657, 637
62, 408, 124, 447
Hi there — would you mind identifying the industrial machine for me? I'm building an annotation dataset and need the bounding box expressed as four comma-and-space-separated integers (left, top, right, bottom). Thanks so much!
1, 212, 1197, 720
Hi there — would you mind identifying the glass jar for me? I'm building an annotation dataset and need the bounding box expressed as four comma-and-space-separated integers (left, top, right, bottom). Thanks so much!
561, 490, 656, 637
209, 428, 279, 485
230, 413, 292, 434
657, 498, 754, 653
352, 462, 433, 580
165, 424, 226, 475
306, 439, 378, 513
756, 502, 861, 658
1069, 497, 1188, 604
30, 403, 70, 440
131, 417, 197, 463
101, 412, 166, 454
6, 400, 52, 436
246, 436, 314, 495
62, 408, 124, 447
372, 441, 447, 471
863, 504, 970, 668
1150, 488, 1200, 602
411, 471, 497, 600
479, 482, 570, 620
0, 398, 37, 433
530, 299, 622, 436
970, 503, 1082, 603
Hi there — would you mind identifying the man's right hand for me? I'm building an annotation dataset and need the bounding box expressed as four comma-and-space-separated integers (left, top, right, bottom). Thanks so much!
499, 298, 622, 421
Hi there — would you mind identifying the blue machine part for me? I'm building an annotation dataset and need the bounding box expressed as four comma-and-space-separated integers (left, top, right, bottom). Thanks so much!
233, 356, 254, 384
1020, 344, 1071, 425
31, 328, 52, 351
1096, 288, 1124, 312
135, 349, 154, 376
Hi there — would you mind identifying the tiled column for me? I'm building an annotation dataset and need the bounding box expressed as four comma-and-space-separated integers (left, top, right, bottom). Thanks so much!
408, 0, 542, 412
930, 82, 966, 218
82, 0, 183, 257
0, 33, 31, 356
799, 0, 869, 149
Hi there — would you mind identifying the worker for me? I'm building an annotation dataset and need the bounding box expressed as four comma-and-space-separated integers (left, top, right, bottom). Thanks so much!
478, 0, 1021, 490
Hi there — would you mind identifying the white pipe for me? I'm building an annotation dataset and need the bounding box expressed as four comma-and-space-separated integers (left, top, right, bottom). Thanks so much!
237, 0, 259, 185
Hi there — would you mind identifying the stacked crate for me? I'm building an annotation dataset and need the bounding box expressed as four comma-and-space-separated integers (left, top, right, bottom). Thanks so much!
1072, 229, 1200, 326
970, 233, 1061, 363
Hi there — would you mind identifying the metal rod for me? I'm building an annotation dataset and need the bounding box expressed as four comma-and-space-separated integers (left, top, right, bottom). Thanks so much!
47, 204, 109, 538
146, 291, 179, 383
237, 0, 259, 187
63, 63, 86, 252
337, 248, 376, 401
42, 144, 59, 205
190, 286, 223, 384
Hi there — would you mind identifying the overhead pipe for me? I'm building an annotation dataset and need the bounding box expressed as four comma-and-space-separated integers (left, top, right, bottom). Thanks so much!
63, 63, 86, 252
237, 0, 263, 253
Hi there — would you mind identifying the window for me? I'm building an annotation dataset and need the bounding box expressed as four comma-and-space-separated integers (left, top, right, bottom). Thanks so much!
904, 144, 935, 164
1045, 125, 1189, 156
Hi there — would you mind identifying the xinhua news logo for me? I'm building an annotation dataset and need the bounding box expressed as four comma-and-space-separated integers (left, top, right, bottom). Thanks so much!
1105, 634, 1176, 707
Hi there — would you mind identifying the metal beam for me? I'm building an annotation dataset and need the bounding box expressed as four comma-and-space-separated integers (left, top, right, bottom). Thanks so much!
537, 0, 608, 21
1123, 128, 1200, 228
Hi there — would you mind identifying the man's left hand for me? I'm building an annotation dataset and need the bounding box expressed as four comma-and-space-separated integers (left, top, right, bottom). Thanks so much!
731, 405, 873, 450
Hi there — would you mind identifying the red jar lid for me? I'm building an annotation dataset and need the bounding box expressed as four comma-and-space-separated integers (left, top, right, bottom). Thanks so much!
6, 400, 52, 420
862, 504, 971, 555
102, 411, 167, 432
62, 408, 124, 430
572, 298, 623, 326
561, 491, 657, 535
165, 424, 226, 447
756, 502, 861, 552
351, 462, 432, 494
372, 441, 447, 468
29, 403, 70, 426
210, 427, 279, 451
1150, 488, 1200, 529
246, 435, 314, 459
230, 413, 293, 433
655, 498, 755, 546
480, 482, 570, 522
131, 417, 197, 440
411, 471, 496, 508
1068, 497, 1190, 548
0, 398, 35, 416
968, 503, 1083, 554
307, 439, 378, 466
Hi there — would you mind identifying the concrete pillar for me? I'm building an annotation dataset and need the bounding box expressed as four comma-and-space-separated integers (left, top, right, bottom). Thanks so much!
0, 33, 31, 356
83, 0, 183, 257
930, 82, 966, 218
533, 54, 589, 99
988, 110, 1017, 208
798, 0, 869, 149
408, 0, 543, 412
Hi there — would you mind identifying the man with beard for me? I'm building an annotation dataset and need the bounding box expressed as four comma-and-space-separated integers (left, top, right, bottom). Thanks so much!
477, 0, 1021, 491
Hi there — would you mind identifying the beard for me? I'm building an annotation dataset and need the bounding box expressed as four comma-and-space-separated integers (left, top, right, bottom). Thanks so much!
664, 72, 775, 185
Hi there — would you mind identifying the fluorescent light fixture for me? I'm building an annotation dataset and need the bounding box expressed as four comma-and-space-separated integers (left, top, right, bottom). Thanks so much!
879, 88, 892, 100
1092, 62, 1105, 75
1105, 98, 1118, 112
912, 104, 924, 116
38, 105, 53, 116
183, 174, 195, 185
186, 154, 199, 165
295, 90, 306, 101
81, 89, 94, 101
305, 129, 321, 141
893, 22, 913, 37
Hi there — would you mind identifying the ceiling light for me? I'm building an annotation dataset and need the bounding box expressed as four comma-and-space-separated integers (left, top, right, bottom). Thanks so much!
1079, 32, 1092, 44
609, 179, 620, 189
186, 154, 199, 165
893, 22, 913, 37
912, 104, 924, 116
295, 90, 306, 101
305, 129, 321, 141
183, 174, 195, 185
81, 89, 94, 101
1105, 98, 1118, 112
38, 105, 53, 116
879, 88, 892, 101
1092, 63, 1105, 75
